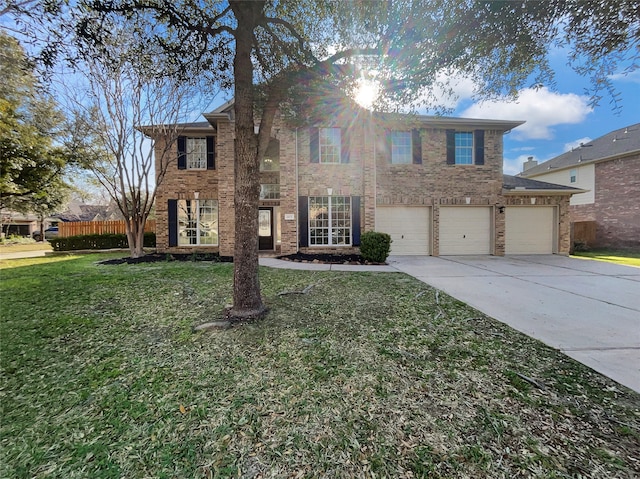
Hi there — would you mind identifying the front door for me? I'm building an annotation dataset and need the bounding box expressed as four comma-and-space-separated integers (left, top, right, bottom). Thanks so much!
258, 207, 274, 251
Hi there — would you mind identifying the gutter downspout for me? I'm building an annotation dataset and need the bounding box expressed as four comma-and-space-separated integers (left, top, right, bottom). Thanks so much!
295, 127, 299, 251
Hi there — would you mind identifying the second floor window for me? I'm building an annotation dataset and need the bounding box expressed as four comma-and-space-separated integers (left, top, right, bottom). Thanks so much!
390, 131, 412, 164
319, 128, 341, 164
187, 138, 207, 169
570, 169, 577, 183
455, 132, 473, 165
446, 129, 485, 165
177, 136, 215, 170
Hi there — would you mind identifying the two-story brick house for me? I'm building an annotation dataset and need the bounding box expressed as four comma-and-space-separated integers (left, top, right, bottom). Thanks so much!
152, 100, 581, 257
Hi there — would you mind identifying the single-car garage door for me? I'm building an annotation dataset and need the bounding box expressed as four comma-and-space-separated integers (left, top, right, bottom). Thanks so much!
376, 206, 430, 255
439, 206, 491, 255
505, 206, 555, 254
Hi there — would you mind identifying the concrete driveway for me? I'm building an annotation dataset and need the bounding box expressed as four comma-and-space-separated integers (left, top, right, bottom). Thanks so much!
389, 255, 640, 393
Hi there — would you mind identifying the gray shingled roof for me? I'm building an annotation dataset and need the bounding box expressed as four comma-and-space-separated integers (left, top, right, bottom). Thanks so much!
521, 123, 640, 176
503, 175, 583, 192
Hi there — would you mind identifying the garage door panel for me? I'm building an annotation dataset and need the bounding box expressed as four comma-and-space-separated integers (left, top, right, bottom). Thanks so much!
439, 207, 491, 255
506, 207, 555, 254
376, 207, 430, 255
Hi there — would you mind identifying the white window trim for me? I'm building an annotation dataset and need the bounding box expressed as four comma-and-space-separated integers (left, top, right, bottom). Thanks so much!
455, 131, 474, 165
178, 199, 219, 247
319, 127, 342, 164
391, 131, 412, 165
308, 196, 352, 247
186, 137, 207, 170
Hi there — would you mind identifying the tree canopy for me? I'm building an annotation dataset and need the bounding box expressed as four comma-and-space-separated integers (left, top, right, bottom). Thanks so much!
0, 31, 70, 217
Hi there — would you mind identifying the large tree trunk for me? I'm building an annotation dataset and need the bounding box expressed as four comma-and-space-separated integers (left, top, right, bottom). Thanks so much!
229, 2, 266, 320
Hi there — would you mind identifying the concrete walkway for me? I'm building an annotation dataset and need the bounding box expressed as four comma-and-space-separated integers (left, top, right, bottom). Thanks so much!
260, 254, 640, 393
389, 255, 640, 393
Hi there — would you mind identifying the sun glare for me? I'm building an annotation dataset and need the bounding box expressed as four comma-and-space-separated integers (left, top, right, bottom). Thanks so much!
354, 78, 380, 109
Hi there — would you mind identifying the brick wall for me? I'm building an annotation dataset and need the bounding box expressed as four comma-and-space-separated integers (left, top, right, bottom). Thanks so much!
155, 111, 574, 257
572, 154, 640, 250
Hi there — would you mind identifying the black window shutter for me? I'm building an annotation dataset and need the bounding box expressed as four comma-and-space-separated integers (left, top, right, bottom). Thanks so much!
412, 129, 422, 164
474, 130, 485, 165
206, 136, 215, 169
310, 128, 319, 163
177, 136, 186, 169
352, 196, 361, 246
298, 196, 308, 247
446, 129, 455, 165
385, 130, 393, 163
341, 128, 350, 163
168, 199, 178, 246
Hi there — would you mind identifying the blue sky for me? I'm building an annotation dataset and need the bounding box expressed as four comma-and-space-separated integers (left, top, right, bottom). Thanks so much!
445, 50, 639, 175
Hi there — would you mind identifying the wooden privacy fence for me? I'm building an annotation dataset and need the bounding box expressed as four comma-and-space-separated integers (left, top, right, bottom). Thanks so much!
58, 220, 156, 237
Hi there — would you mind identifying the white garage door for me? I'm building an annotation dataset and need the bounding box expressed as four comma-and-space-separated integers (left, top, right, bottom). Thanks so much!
506, 207, 555, 254
376, 206, 430, 255
439, 206, 491, 255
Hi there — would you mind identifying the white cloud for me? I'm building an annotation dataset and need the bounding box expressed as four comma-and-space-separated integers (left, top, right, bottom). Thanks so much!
460, 87, 592, 140
564, 137, 592, 152
429, 71, 477, 109
609, 70, 640, 84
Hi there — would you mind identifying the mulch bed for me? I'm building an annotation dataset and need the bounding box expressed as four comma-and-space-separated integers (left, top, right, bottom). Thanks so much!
277, 252, 382, 265
99, 252, 382, 266
99, 253, 233, 265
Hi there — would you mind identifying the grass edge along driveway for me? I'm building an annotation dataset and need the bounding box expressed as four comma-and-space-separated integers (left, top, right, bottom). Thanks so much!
1, 254, 638, 478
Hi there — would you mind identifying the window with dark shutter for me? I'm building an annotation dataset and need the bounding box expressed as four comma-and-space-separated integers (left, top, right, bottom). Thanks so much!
352, 196, 361, 246
206, 136, 215, 169
474, 130, 485, 165
298, 196, 309, 247
168, 199, 178, 246
177, 137, 186, 169
446, 129, 455, 165
412, 129, 422, 164
341, 127, 350, 163
310, 128, 319, 163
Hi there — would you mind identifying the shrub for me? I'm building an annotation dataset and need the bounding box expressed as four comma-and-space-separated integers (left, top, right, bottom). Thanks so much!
360, 231, 392, 263
50, 232, 156, 251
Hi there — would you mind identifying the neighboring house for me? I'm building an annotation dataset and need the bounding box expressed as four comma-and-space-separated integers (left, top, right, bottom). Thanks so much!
151, 101, 583, 257
520, 123, 640, 250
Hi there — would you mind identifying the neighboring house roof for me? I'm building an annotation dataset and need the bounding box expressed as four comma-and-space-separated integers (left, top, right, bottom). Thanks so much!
502, 175, 587, 195
53, 204, 112, 222
521, 123, 640, 176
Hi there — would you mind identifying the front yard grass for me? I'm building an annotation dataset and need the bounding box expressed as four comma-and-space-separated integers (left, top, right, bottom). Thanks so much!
572, 249, 640, 268
1, 254, 638, 478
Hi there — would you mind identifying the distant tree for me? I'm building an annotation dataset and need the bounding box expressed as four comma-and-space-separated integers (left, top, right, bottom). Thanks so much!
0, 31, 70, 235
61, 26, 215, 258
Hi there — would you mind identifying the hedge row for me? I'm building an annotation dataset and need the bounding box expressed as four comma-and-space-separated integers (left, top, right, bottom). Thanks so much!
50, 233, 156, 251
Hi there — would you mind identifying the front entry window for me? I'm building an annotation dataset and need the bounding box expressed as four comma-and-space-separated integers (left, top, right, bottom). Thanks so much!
178, 199, 218, 246
309, 196, 351, 246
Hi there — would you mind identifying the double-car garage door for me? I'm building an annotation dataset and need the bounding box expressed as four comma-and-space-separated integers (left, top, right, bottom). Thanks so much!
376, 205, 556, 255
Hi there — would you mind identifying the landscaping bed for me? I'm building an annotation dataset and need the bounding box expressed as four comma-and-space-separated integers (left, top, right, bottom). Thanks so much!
278, 252, 377, 265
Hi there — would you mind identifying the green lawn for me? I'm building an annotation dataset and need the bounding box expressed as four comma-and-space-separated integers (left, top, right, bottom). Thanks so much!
0, 242, 52, 253
572, 249, 640, 268
1, 254, 638, 478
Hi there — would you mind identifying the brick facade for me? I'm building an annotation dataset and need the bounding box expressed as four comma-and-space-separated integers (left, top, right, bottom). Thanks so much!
571, 154, 640, 250
154, 108, 575, 257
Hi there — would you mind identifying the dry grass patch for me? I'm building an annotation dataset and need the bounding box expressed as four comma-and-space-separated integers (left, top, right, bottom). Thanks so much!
1, 254, 638, 478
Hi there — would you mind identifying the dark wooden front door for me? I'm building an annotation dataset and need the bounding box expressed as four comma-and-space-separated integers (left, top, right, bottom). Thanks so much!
258, 207, 274, 251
